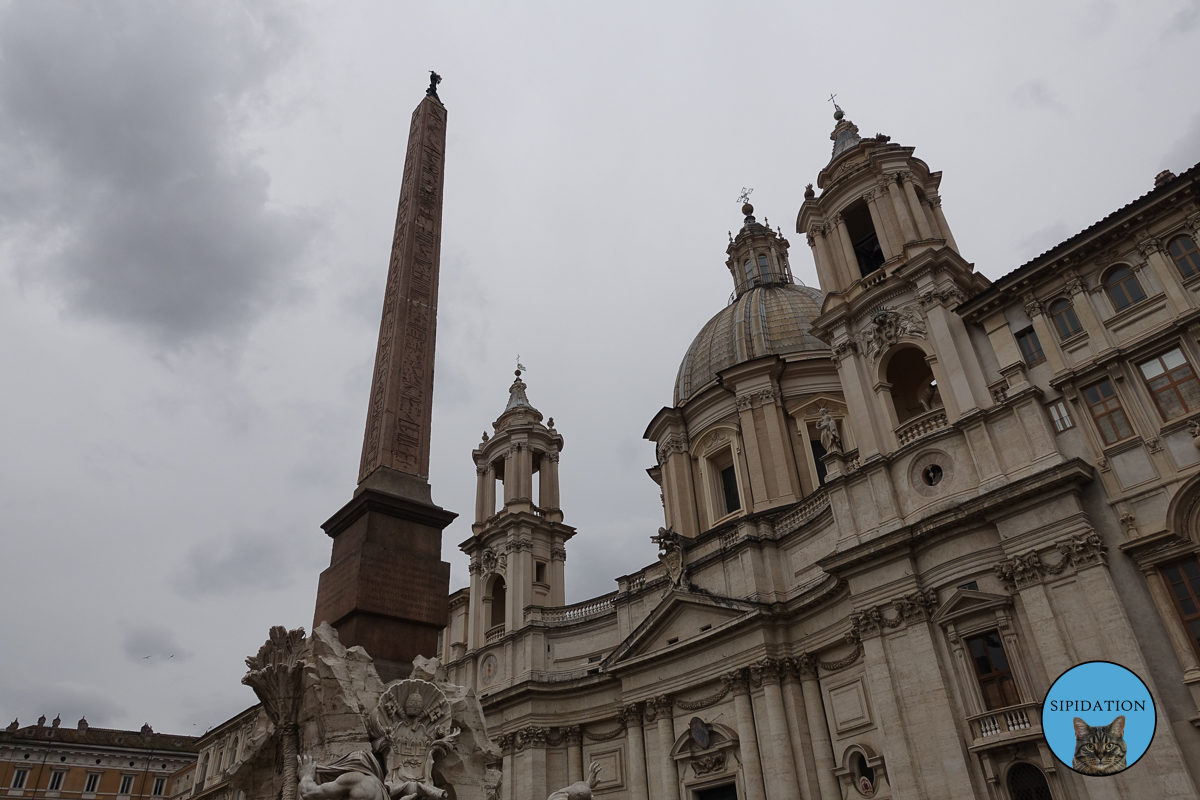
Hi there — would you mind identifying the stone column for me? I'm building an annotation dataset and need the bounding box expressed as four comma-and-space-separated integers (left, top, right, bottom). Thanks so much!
497, 735, 514, 800
524, 729, 548, 800
518, 444, 534, 502
467, 563, 482, 650
503, 448, 516, 505
1144, 569, 1200, 711
659, 437, 698, 538
564, 726, 583, 785
549, 544, 567, 606
475, 464, 488, 523
796, 657, 840, 800
1021, 297, 1068, 373
863, 190, 895, 259
725, 670, 767, 800
648, 697, 678, 800
622, 704, 650, 800
485, 465, 496, 518
832, 213, 860, 281
807, 224, 841, 294
1063, 270, 1114, 351
779, 661, 820, 800
735, 396, 770, 510
750, 660, 801, 800
900, 172, 933, 240
1139, 236, 1191, 314
886, 175, 919, 244
928, 194, 958, 252
920, 297, 989, 415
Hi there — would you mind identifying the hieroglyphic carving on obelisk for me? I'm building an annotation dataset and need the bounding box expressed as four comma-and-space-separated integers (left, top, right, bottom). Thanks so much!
359, 92, 447, 483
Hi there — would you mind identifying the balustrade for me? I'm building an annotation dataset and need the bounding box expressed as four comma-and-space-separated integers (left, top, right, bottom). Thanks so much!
895, 408, 948, 445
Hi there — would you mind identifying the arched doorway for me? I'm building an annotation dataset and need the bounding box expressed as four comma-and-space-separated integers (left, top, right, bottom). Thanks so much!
1006, 762, 1052, 800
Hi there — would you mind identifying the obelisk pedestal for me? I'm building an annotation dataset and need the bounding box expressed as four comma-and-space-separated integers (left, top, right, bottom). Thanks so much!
314, 86, 455, 682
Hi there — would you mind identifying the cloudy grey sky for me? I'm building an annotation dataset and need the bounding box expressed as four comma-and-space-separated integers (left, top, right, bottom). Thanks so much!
1, 0, 1198, 736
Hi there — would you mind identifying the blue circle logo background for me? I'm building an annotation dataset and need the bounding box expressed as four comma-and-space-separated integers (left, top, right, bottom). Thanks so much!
1042, 661, 1155, 772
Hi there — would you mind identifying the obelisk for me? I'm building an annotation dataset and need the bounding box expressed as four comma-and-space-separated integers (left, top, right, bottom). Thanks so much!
313, 75, 456, 681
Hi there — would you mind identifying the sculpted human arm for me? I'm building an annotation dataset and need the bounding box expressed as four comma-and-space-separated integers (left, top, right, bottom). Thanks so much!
297, 757, 372, 800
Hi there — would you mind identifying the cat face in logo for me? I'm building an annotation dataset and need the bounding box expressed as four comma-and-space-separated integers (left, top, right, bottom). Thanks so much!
1072, 715, 1127, 775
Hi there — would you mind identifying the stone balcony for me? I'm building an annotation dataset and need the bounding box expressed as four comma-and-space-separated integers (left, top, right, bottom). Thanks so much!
965, 701, 1042, 752
896, 407, 948, 446
484, 624, 505, 644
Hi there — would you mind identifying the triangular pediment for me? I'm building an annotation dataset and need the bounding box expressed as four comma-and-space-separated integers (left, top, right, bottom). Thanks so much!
604, 590, 762, 670
931, 588, 1011, 626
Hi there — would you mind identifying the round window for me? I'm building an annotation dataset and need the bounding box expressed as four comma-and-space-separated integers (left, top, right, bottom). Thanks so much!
922, 464, 943, 486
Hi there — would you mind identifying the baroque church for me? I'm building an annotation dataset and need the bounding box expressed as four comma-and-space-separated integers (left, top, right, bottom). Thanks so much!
437, 106, 1200, 800
183, 89, 1200, 800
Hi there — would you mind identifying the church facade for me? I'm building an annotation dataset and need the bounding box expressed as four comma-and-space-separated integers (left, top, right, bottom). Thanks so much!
440, 109, 1200, 800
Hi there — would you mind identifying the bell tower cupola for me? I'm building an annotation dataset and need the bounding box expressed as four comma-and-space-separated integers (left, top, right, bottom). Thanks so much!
797, 104, 963, 302
460, 369, 575, 651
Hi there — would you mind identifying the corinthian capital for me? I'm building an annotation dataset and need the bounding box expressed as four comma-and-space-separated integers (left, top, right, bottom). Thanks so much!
721, 668, 749, 694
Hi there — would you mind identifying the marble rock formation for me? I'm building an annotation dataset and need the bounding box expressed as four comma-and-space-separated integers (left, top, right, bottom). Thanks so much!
235, 624, 499, 800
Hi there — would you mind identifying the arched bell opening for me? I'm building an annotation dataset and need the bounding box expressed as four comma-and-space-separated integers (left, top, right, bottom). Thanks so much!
884, 345, 941, 424
486, 574, 507, 630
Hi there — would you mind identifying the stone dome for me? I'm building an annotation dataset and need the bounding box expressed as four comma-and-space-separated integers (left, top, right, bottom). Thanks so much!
674, 282, 826, 404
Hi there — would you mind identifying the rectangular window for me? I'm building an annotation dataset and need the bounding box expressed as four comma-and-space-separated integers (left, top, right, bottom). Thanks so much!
720, 464, 741, 514
152, 778, 166, 797
1048, 400, 1074, 432
119, 776, 135, 795
85, 774, 101, 794
966, 630, 1020, 710
1140, 348, 1200, 421
1015, 328, 1046, 366
1083, 379, 1133, 445
12, 770, 29, 790
49, 772, 65, 791
534, 561, 547, 584
1162, 557, 1200, 659
809, 438, 829, 486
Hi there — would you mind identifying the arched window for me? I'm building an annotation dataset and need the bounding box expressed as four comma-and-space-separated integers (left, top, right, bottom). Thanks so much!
1049, 299, 1082, 340
488, 576, 506, 628
1006, 762, 1052, 800
743, 259, 754, 286
1170, 235, 1200, 279
757, 253, 770, 282
886, 346, 940, 424
1104, 265, 1146, 311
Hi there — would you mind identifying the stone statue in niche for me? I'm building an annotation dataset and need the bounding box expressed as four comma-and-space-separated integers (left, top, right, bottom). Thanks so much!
366, 681, 460, 800
651, 526, 690, 591
815, 407, 842, 453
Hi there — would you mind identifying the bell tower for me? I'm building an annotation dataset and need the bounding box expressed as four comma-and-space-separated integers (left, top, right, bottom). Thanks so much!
797, 104, 993, 540
461, 371, 575, 651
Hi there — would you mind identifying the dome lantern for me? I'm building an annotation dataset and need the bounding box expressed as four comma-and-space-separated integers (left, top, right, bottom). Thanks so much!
726, 203, 796, 298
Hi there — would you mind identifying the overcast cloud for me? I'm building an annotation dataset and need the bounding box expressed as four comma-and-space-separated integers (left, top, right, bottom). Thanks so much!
1, 0, 1197, 736
0, 1, 312, 345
